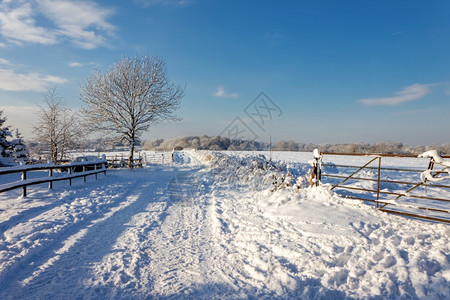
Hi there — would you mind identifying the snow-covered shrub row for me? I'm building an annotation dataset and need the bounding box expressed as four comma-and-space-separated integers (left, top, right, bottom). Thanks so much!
193, 151, 312, 193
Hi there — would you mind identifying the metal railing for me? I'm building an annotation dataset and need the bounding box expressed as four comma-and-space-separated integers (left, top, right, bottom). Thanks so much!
316, 152, 450, 223
0, 160, 107, 197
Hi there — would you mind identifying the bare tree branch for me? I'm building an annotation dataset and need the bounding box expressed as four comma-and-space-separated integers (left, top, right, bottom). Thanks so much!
33, 88, 81, 163
80, 54, 184, 167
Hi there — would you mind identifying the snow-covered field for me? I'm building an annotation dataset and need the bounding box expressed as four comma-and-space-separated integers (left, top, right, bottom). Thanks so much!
0, 150, 448, 299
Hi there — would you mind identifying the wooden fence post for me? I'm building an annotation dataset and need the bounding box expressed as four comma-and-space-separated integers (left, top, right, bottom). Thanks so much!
22, 170, 27, 197
49, 168, 53, 189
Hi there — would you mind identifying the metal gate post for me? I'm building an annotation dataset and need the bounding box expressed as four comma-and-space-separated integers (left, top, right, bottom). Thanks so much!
376, 157, 381, 208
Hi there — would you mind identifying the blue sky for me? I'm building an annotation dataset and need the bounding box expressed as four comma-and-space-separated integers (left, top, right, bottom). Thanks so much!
0, 0, 449, 145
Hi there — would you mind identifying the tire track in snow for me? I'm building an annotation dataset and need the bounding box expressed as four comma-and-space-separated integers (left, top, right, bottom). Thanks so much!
146, 171, 212, 297
140, 169, 240, 298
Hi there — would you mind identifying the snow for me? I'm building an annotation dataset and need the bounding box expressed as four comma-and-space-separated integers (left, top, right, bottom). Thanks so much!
0, 150, 448, 299
419, 150, 450, 167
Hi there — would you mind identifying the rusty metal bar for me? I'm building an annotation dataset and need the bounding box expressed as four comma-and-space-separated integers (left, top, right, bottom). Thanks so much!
331, 156, 379, 190
378, 208, 450, 224
322, 163, 427, 173
332, 185, 450, 202
376, 157, 381, 208
341, 195, 449, 214
323, 174, 450, 189
321, 152, 450, 159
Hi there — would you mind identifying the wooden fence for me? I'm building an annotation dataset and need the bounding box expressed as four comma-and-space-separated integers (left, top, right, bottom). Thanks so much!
0, 160, 107, 197
144, 152, 173, 164
316, 152, 450, 223
106, 155, 144, 168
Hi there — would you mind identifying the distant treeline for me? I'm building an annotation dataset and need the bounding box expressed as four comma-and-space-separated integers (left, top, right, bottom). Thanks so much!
141, 135, 450, 155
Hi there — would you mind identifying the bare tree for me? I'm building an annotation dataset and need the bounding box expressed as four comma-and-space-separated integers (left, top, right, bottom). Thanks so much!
80, 53, 184, 167
33, 89, 80, 163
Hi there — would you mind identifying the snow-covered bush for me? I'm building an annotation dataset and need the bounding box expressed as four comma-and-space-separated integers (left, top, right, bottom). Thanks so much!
203, 151, 310, 193
10, 129, 29, 164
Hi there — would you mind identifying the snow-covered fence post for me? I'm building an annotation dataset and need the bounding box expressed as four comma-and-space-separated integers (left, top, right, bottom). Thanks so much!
69, 165, 72, 186
22, 170, 27, 197
49, 168, 53, 189
102, 154, 107, 175
47, 160, 53, 190
418, 150, 450, 183
309, 149, 322, 187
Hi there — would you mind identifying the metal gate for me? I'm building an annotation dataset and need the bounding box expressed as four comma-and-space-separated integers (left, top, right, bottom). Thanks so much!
316, 152, 450, 223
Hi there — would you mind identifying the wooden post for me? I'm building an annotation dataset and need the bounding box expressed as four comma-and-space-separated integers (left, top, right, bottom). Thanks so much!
49, 168, 53, 189
22, 170, 27, 197
69, 167, 72, 186
83, 165, 87, 182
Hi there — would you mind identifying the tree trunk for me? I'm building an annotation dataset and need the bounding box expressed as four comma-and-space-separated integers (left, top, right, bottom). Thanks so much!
128, 138, 134, 168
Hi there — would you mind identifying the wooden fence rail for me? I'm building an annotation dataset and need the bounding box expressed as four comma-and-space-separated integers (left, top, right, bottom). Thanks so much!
0, 160, 107, 197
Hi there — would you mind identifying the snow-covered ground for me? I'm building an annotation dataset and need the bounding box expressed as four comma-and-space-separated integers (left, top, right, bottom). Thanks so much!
0, 150, 448, 299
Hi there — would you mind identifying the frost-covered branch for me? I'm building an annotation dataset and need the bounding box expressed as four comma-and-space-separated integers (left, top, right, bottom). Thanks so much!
80, 53, 183, 168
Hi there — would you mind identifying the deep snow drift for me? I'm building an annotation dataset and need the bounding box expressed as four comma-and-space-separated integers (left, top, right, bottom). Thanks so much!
0, 150, 448, 299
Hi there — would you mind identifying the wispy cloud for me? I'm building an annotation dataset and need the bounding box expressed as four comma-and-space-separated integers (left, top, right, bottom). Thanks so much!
68, 62, 83, 68
0, 0, 115, 49
134, 0, 191, 7
0, 67, 67, 92
358, 83, 434, 105
0, 58, 12, 66
214, 86, 239, 99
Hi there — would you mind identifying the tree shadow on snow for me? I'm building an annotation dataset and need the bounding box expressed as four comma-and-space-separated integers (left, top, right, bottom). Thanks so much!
0, 167, 183, 299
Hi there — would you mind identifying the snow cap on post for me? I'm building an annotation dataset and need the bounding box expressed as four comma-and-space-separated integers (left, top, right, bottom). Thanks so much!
313, 149, 322, 159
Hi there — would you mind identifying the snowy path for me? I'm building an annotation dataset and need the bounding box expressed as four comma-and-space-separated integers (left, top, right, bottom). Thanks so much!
0, 166, 186, 298
0, 151, 448, 299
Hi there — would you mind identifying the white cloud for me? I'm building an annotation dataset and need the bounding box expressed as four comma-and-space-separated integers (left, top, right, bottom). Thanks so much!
358, 83, 433, 105
0, 1, 57, 45
0, 67, 67, 92
0, 0, 115, 49
214, 86, 239, 99
68, 62, 83, 68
